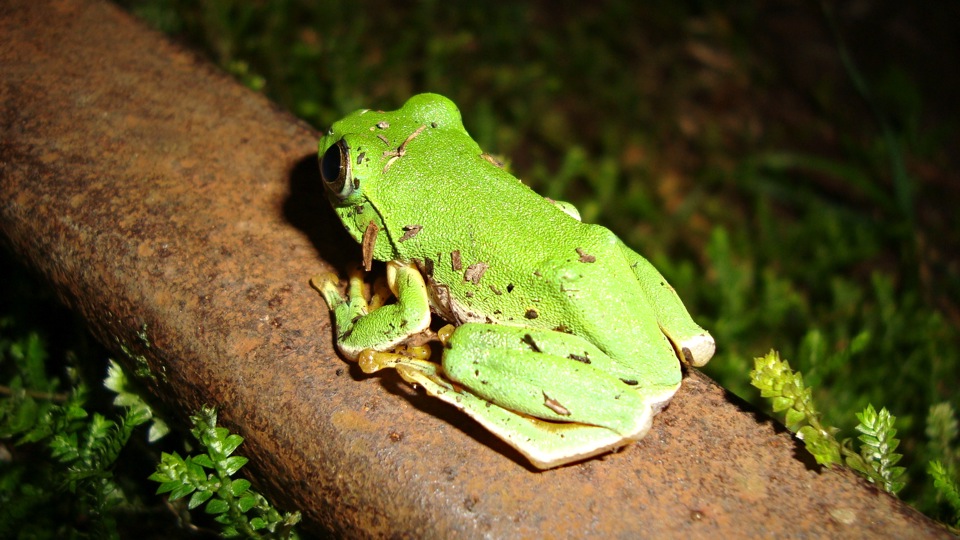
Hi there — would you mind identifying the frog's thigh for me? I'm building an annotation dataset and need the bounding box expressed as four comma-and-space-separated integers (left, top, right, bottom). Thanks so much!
441, 324, 671, 438
334, 264, 431, 356
617, 240, 715, 366
415, 376, 646, 469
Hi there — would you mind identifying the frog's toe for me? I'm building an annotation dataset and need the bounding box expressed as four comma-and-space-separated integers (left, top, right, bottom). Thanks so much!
347, 266, 367, 281
310, 273, 345, 306
309, 272, 339, 291
678, 332, 715, 367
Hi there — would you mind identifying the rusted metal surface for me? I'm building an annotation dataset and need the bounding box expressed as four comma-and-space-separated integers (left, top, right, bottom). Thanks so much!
0, 1, 950, 537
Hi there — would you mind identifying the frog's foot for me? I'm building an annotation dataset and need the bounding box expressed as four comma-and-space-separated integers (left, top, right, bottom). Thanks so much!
311, 268, 374, 313
356, 346, 434, 373
357, 348, 455, 391
310, 272, 347, 310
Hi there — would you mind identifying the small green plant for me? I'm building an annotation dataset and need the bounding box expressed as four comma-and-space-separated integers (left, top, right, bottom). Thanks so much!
0, 329, 153, 538
750, 350, 906, 494
928, 461, 960, 528
927, 402, 959, 471
1, 299, 300, 538
149, 406, 301, 539
926, 402, 960, 527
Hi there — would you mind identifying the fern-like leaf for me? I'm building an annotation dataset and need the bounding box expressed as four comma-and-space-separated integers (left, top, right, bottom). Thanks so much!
149, 407, 301, 538
928, 461, 960, 527
855, 405, 906, 494
750, 350, 843, 466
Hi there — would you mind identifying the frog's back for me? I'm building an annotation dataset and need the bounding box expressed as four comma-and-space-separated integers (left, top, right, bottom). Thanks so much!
358, 97, 649, 342
396, 179, 633, 332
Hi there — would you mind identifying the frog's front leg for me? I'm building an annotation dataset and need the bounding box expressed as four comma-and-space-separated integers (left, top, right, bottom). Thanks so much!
312, 261, 431, 359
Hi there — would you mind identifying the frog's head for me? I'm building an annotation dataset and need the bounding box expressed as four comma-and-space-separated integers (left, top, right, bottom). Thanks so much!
317, 93, 475, 254
318, 93, 465, 201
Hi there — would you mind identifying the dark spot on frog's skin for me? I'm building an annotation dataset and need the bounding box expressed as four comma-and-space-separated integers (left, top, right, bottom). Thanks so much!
399, 224, 422, 242
568, 353, 591, 364
376, 121, 390, 129
620, 379, 639, 386
353, 177, 360, 189
506, 283, 514, 293
356, 151, 365, 165
521, 334, 542, 352
543, 392, 571, 416
489, 285, 502, 295
464, 262, 489, 284
533, 270, 542, 277
525, 309, 539, 319
361, 221, 379, 271
431, 121, 438, 128
422, 257, 435, 277
451, 250, 462, 271
576, 248, 596, 263
466, 291, 474, 298
554, 325, 572, 334
481, 153, 505, 168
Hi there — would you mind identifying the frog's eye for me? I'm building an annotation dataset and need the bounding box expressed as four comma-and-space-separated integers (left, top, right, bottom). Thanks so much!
320, 139, 353, 198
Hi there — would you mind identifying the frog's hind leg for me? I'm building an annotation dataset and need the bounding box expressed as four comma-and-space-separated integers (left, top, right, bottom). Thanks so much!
428, 381, 644, 470
362, 323, 669, 469
616, 240, 715, 367
430, 323, 678, 467
387, 350, 650, 470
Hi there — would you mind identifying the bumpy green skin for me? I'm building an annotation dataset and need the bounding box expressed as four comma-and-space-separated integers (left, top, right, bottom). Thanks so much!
317, 94, 714, 468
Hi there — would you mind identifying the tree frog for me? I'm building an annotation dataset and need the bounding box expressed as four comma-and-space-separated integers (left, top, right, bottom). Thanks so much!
313, 93, 714, 469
